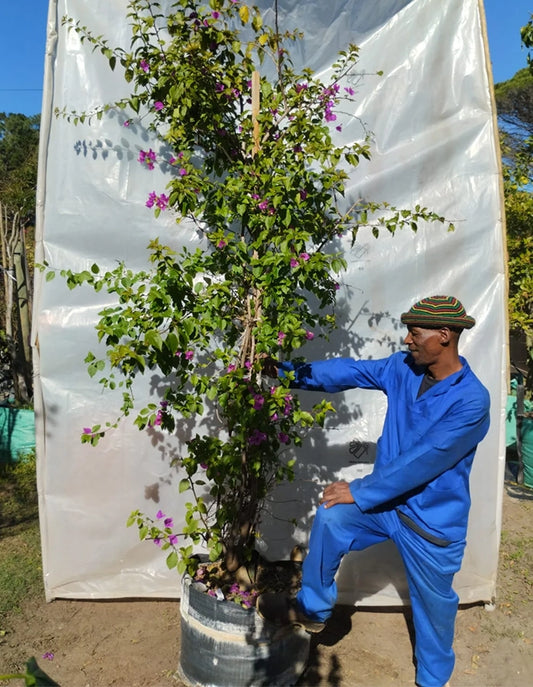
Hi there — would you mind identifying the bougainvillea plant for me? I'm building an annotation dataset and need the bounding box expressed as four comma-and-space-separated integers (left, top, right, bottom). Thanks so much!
51, 0, 450, 587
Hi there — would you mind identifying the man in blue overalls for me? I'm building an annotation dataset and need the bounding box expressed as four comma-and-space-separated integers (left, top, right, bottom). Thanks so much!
258, 295, 490, 687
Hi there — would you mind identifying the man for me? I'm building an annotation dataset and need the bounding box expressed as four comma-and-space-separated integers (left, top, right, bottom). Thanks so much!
258, 295, 490, 687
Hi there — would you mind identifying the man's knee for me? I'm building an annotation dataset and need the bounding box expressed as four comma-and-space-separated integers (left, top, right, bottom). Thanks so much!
313, 501, 363, 534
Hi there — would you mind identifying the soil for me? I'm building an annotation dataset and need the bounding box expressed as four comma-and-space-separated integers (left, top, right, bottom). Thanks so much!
1, 479, 532, 687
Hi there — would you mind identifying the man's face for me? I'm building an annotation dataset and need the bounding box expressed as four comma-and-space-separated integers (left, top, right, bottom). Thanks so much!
404, 326, 444, 367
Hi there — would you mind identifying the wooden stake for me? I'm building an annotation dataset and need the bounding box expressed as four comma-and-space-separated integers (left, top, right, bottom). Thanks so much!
251, 70, 260, 156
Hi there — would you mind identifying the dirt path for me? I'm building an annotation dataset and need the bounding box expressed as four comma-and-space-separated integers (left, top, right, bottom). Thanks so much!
1, 481, 532, 687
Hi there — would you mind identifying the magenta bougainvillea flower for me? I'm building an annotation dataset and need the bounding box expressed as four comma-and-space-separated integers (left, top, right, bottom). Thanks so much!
146, 192, 169, 210
248, 429, 267, 446
138, 149, 157, 170
283, 394, 293, 416
156, 193, 169, 210
253, 394, 264, 410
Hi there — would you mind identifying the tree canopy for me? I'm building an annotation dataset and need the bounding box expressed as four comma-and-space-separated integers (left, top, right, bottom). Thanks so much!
494, 16, 533, 389
495, 68, 533, 134
0, 113, 39, 404
0, 113, 40, 228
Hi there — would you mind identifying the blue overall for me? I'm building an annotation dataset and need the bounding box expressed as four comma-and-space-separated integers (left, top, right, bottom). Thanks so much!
279, 352, 490, 687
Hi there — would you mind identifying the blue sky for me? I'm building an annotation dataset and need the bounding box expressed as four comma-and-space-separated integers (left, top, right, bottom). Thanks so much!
0, 1, 531, 116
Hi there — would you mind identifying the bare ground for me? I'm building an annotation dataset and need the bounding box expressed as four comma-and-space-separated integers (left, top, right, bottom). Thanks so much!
1, 480, 532, 687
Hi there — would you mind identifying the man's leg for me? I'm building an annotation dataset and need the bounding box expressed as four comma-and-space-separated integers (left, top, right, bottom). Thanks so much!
394, 523, 466, 687
257, 501, 389, 631
296, 501, 390, 622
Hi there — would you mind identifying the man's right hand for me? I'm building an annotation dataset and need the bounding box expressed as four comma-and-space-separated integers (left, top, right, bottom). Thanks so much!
320, 481, 355, 508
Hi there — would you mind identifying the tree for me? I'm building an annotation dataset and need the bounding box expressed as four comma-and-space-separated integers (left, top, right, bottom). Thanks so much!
502, 145, 533, 386
0, 113, 39, 404
53, 0, 449, 579
520, 13, 533, 69
494, 68, 533, 137
493, 18, 533, 392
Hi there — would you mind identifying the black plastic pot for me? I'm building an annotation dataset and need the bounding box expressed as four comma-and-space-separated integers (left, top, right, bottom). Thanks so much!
178, 576, 310, 686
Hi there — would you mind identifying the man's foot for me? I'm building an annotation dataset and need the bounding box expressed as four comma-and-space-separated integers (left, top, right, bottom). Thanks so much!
257, 592, 325, 633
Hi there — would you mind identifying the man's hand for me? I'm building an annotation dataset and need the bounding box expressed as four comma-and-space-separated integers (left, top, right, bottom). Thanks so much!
319, 480, 355, 508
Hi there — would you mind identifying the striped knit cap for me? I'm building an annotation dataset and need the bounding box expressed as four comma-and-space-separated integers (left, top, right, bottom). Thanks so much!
400, 295, 475, 329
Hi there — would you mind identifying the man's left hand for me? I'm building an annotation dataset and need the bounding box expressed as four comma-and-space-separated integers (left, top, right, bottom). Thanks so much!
319, 481, 355, 508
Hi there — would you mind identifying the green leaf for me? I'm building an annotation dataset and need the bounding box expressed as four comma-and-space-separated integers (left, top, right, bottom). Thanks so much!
165, 332, 179, 354
252, 11, 263, 31
179, 478, 190, 494
145, 330, 163, 350
166, 550, 178, 569
126, 512, 138, 527
206, 385, 217, 401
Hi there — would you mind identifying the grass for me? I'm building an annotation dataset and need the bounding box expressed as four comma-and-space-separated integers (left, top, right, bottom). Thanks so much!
497, 492, 533, 612
0, 453, 43, 622
0, 521, 42, 619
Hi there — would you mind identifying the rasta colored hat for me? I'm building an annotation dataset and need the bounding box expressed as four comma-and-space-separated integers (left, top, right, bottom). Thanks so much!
400, 295, 475, 329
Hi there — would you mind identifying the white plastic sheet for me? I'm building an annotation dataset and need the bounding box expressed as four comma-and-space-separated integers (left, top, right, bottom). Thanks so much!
34, 0, 507, 604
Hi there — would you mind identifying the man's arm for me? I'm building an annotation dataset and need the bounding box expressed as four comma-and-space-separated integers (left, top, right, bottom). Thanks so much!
349, 396, 490, 511
276, 357, 392, 393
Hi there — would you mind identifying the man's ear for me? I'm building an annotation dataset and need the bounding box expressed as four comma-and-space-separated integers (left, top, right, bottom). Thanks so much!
439, 327, 452, 346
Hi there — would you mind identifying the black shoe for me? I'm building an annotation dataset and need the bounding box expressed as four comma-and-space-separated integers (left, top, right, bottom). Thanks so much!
257, 592, 325, 633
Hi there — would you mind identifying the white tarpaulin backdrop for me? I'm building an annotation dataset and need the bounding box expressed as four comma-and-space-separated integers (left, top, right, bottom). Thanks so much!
34, 0, 507, 604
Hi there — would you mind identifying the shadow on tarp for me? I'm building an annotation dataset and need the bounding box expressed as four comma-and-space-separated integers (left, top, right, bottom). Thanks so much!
0, 406, 35, 464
